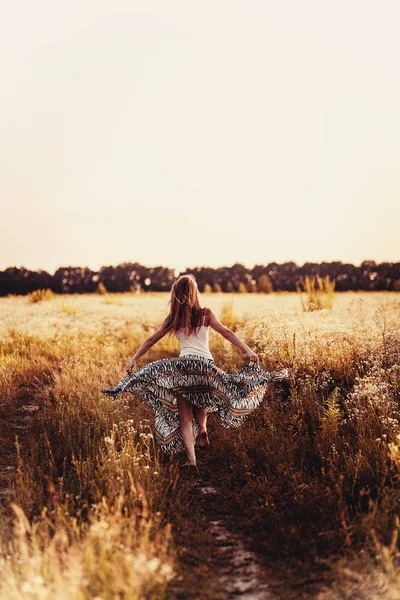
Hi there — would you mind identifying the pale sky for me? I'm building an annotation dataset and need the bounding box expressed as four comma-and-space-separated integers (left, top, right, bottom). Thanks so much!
1, 0, 399, 274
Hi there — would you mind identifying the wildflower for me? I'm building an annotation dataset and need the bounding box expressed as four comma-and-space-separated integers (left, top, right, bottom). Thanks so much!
160, 563, 174, 580
147, 557, 161, 572
91, 521, 110, 532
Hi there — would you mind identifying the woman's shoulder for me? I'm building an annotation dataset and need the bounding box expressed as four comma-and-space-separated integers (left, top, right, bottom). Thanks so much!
201, 306, 212, 326
202, 306, 217, 315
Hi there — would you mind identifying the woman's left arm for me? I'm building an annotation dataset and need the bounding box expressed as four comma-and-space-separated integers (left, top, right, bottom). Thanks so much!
126, 319, 169, 373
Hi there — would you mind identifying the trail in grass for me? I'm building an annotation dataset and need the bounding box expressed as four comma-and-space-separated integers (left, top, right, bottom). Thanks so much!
0, 384, 40, 503
167, 461, 281, 600
196, 481, 274, 599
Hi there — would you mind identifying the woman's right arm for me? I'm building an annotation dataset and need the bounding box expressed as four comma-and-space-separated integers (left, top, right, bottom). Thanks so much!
125, 317, 169, 373
207, 309, 259, 362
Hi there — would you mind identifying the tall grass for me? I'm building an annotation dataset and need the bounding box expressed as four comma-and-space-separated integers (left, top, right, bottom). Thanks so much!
1, 292, 400, 597
296, 274, 336, 311
205, 295, 400, 585
0, 326, 178, 599
27, 289, 54, 304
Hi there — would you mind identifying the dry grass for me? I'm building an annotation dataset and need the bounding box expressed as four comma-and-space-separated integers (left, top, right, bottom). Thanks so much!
27, 289, 54, 304
1, 291, 400, 598
0, 322, 177, 599
296, 274, 336, 311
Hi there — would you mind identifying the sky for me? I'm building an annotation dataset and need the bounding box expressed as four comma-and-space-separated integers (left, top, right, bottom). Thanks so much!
1, 0, 399, 274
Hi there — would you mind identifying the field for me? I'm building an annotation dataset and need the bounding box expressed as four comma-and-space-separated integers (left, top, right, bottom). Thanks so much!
1, 291, 400, 599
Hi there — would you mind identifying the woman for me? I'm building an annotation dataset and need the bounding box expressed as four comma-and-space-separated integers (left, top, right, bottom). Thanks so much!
102, 274, 290, 468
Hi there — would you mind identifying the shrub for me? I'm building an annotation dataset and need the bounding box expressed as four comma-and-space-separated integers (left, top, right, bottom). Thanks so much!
257, 273, 273, 293
27, 289, 54, 303
246, 279, 258, 293
203, 283, 213, 294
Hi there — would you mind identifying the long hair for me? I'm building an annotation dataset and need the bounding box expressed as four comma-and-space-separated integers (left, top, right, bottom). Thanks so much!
165, 275, 204, 338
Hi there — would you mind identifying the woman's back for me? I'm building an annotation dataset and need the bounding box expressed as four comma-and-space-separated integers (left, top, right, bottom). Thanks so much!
175, 309, 213, 360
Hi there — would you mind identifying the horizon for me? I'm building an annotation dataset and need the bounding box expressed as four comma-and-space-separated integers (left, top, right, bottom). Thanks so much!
2, 256, 395, 278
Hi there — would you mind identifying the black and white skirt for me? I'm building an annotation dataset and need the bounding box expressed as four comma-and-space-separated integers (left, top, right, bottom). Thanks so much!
102, 354, 290, 453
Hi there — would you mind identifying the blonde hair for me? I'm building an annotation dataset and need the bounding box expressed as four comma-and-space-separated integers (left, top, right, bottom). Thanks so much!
164, 275, 205, 337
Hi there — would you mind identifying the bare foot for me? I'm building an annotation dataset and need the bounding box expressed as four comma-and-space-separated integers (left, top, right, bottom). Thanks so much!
183, 461, 199, 473
197, 430, 210, 449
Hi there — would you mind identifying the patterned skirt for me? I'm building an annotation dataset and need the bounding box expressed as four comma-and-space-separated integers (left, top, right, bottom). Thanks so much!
102, 354, 290, 453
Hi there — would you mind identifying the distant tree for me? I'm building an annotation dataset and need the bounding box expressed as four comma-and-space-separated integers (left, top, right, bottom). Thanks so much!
180, 267, 217, 292
237, 281, 247, 293
0, 267, 53, 296
53, 266, 97, 294
227, 263, 249, 291
1, 260, 400, 296
203, 283, 213, 293
257, 274, 273, 293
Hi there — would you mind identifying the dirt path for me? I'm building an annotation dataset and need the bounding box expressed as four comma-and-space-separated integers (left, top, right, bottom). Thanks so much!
197, 482, 275, 599
0, 383, 41, 504
167, 462, 284, 600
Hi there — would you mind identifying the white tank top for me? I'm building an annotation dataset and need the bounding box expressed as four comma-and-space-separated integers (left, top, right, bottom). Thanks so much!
175, 312, 213, 360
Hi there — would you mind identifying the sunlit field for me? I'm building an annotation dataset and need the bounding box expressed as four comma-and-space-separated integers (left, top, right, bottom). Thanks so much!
1, 291, 400, 599
0, 291, 395, 338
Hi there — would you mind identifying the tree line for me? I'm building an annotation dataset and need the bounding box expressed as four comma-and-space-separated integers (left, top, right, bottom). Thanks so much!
1, 260, 399, 297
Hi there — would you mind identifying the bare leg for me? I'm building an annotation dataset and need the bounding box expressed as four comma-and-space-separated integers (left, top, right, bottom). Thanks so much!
176, 394, 197, 466
193, 406, 207, 433
193, 406, 209, 448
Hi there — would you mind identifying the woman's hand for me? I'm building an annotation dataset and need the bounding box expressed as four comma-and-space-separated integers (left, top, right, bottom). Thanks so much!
126, 357, 137, 374
245, 350, 259, 363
